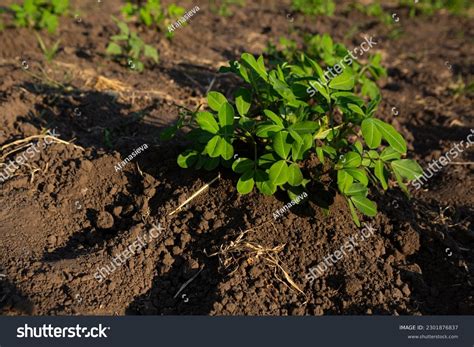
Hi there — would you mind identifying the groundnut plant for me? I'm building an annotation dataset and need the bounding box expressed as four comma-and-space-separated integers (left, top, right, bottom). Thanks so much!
164, 35, 423, 226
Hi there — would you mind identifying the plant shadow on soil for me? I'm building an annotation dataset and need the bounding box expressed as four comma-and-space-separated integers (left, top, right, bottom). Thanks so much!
0, 278, 35, 315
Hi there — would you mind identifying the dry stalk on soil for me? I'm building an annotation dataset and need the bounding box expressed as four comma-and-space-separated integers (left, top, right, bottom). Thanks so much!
207, 225, 306, 298
168, 174, 221, 216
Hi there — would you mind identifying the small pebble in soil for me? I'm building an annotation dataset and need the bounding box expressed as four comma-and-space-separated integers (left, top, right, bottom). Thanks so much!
96, 211, 114, 229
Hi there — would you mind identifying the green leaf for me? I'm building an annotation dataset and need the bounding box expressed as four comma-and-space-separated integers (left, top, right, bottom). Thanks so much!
269, 160, 289, 186
289, 121, 319, 134
207, 91, 227, 112
144, 45, 159, 63
347, 198, 361, 227
255, 170, 276, 195
203, 157, 220, 171
177, 150, 198, 168
344, 168, 368, 186
391, 159, 423, 180
116, 20, 130, 36
373, 119, 407, 154
235, 88, 251, 116
196, 111, 219, 134
341, 152, 362, 168
256, 124, 284, 138
337, 170, 353, 193
257, 153, 278, 169
218, 137, 234, 160
106, 42, 122, 55
232, 158, 254, 174
348, 103, 365, 117
361, 118, 382, 149
273, 131, 291, 159
374, 160, 388, 190
263, 109, 284, 126
218, 102, 234, 128
380, 147, 401, 162
206, 135, 222, 158
287, 163, 303, 186
237, 171, 255, 194
393, 167, 409, 196
350, 195, 377, 217
292, 133, 313, 161
241, 53, 268, 81
329, 69, 355, 90
345, 183, 368, 196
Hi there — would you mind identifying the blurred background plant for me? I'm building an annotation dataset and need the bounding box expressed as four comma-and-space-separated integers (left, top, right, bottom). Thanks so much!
208, 0, 245, 17
120, 0, 185, 38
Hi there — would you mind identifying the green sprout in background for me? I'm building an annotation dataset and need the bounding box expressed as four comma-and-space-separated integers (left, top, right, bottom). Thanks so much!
106, 17, 159, 72
9, 0, 69, 34
291, 0, 335, 16
120, 0, 185, 38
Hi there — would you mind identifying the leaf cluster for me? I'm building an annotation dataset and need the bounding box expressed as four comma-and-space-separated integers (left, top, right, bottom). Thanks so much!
120, 0, 185, 38
209, 0, 246, 17
106, 17, 159, 72
291, 0, 335, 16
9, 0, 69, 34
164, 36, 422, 225
267, 33, 386, 100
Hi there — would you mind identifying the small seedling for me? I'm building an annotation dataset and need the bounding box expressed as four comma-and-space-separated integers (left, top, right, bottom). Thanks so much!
10, 0, 69, 34
164, 34, 422, 226
209, 0, 246, 17
106, 17, 159, 72
120, 0, 185, 37
291, 0, 335, 16
35, 33, 60, 62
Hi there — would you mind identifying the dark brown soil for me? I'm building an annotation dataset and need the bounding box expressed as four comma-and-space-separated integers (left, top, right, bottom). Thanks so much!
0, 0, 473, 316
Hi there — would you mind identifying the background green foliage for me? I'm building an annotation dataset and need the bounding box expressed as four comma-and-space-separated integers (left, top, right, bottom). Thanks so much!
9, 0, 69, 34
106, 17, 158, 72
291, 0, 335, 16
208, 0, 246, 17
121, 0, 185, 38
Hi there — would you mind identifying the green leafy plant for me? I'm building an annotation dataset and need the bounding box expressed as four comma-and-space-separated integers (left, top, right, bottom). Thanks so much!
121, 0, 185, 38
35, 33, 60, 62
291, 0, 335, 16
399, 0, 472, 16
106, 17, 158, 72
267, 34, 387, 100
350, 3, 392, 24
9, 0, 69, 34
209, 0, 245, 17
164, 35, 422, 226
